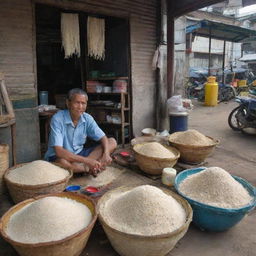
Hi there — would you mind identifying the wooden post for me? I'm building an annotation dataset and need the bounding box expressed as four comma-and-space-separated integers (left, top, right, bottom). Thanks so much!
0, 74, 15, 119
167, 17, 175, 98
0, 73, 16, 165
121, 92, 125, 148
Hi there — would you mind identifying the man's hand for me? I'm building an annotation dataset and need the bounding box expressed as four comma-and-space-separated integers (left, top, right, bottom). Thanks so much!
84, 158, 102, 174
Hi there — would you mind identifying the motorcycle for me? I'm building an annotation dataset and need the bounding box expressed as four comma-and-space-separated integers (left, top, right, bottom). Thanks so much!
186, 82, 236, 102
218, 83, 237, 102
228, 96, 256, 132
186, 67, 237, 102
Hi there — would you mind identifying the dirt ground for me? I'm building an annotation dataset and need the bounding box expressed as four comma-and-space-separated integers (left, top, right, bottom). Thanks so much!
0, 100, 255, 256
167, 100, 256, 256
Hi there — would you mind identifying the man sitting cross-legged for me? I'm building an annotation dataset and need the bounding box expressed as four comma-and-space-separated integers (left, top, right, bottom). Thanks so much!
44, 88, 117, 176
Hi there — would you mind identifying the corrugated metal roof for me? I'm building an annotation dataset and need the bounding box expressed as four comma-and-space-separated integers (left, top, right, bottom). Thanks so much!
169, 0, 224, 17
186, 19, 256, 42
240, 54, 256, 62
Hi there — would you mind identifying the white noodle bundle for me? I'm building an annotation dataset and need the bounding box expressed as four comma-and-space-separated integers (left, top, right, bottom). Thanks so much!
87, 16, 105, 60
61, 13, 81, 58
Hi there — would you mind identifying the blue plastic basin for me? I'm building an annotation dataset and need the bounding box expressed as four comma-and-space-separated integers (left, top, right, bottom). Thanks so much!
65, 185, 81, 192
175, 167, 256, 232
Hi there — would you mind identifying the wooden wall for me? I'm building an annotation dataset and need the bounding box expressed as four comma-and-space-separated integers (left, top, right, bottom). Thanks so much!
0, 0, 158, 137
0, 0, 36, 99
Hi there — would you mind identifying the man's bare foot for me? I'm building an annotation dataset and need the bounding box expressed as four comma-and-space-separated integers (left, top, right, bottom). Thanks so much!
72, 162, 89, 173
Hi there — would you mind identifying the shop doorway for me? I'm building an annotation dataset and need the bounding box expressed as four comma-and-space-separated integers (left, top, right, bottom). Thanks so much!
35, 4, 131, 147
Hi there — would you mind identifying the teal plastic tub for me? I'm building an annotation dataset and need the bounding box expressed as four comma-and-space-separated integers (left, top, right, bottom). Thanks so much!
175, 167, 256, 232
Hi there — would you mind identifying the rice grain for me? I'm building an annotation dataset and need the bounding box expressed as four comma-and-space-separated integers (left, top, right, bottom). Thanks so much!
179, 167, 253, 208
136, 142, 175, 158
100, 185, 186, 236
7, 160, 69, 185
6, 196, 92, 243
169, 129, 214, 146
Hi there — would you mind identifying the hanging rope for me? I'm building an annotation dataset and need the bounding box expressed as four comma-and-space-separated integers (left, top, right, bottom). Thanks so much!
87, 16, 105, 60
61, 13, 81, 58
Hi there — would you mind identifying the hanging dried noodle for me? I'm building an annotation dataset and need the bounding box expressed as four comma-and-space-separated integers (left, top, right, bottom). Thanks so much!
87, 16, 105, 60
61, 13, 81, 58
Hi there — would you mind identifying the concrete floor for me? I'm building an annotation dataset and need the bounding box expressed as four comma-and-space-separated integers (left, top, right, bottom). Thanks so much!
0, 100, 255, 256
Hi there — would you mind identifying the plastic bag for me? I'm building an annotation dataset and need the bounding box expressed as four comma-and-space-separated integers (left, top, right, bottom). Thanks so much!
167, 95, 187, 113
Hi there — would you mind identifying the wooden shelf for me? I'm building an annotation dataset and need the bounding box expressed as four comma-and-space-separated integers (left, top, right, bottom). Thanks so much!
87, 92, 127, 95
88, 76, 128, 81
87, 83, 131, 148
98, 122, 130, 126
88, 106, 129, 111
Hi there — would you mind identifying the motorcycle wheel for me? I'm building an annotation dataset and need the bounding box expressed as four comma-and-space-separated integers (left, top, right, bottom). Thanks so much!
186, 87, 198, 99
228, 105, 247, 131
219, 87, 236, 102
227, 86, 237, 100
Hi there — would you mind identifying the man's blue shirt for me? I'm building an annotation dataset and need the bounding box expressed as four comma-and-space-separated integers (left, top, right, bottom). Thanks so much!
44, 110, 105, 160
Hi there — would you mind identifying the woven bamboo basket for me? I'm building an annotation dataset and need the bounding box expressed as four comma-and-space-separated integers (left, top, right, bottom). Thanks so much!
169, 136, 219, 164
4, 163, 73, 203
0, 144, 9, 194
133, 143, 180, 175
130, 135, 169, 147
98, 186, 193, 256
0, 192, 97, 256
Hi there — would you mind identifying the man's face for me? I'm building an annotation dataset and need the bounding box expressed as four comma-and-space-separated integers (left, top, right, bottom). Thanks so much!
66, 94, 88, 119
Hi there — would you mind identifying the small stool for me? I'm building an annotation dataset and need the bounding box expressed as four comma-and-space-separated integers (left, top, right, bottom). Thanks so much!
39, 110, 58, 145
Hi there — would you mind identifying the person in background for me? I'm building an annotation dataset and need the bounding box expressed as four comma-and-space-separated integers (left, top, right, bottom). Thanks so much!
44, 88, 117, 176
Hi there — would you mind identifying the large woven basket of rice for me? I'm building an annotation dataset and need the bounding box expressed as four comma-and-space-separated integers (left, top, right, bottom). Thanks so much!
0, 192, 97, 256
133, 142, 180, 175
4, 161, 73, 203
169, 130, 219, 164
97, 186, 193, 256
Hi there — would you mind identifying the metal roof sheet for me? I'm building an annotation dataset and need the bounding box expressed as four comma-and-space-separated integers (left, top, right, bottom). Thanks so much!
240, 54, 256, 62
186, 19, 256, 42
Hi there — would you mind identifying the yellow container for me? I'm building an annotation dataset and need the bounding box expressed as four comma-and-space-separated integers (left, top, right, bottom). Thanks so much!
205, 76, 218, 106
238, 80, 247, 87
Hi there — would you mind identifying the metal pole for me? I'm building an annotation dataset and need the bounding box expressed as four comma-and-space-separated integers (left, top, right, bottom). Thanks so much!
222, 40, 226, 84
208, 26, 212, 77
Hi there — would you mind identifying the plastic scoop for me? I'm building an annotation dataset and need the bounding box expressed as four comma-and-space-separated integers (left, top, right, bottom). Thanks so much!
65, 185, 81, 192
84, 186, 99, 193
119, 151, 130, 157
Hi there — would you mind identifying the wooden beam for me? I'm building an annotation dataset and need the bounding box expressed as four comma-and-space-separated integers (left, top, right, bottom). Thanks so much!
167, 2, 174, 98
170, 0, 224, 18
0, 75, 15, 119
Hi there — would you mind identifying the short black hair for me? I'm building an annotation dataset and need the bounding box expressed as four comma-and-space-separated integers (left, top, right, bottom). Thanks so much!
67, 88, 88, 101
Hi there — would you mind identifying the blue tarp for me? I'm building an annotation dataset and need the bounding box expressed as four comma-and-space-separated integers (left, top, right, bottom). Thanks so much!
189, 68, 208, 78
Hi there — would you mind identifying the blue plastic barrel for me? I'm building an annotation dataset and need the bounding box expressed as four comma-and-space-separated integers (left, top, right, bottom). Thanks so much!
39, 91, 48, 105
169, 112, 188, 134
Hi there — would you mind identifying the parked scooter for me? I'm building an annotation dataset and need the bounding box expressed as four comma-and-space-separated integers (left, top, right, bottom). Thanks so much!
228, 96, 256, 132
187, 82, 236, 102
218, 83, 237, 102
186, 68, 237, 102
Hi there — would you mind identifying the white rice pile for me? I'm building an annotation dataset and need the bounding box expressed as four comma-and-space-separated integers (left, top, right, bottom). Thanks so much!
100, 185, 186, 236
179, 167, 253, 208
169, 129, 214, 146
7, 160, 70, 185
84, 166, 125, 187
136, 142, 175, 158
6, 196, 92, 243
